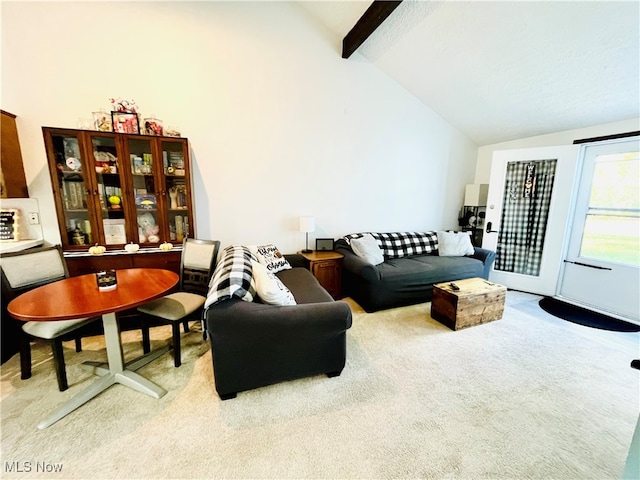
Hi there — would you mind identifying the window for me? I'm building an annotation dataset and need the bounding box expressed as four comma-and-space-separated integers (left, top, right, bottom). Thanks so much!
580, 151, 640, 266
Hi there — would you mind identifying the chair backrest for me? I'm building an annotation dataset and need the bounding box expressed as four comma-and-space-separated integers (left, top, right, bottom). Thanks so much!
0, 245, 69, 302
180, 238, 221, 295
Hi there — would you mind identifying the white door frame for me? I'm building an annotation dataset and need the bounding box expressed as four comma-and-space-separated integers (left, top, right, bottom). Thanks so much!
482, 145, 581, 295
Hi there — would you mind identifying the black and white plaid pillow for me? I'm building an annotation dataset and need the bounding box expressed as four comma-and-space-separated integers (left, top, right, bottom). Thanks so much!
343, 232, 438, 258
204, 245, 257, 307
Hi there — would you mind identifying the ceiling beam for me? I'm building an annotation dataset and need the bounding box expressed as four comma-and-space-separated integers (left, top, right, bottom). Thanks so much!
342, 1, 403, 59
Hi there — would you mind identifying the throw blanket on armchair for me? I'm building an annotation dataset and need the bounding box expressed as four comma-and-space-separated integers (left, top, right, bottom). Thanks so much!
204, 245, 257, 308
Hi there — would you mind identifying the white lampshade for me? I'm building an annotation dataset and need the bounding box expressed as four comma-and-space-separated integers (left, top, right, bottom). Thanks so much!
299, 216, 315, 233
464, 184, 489, 207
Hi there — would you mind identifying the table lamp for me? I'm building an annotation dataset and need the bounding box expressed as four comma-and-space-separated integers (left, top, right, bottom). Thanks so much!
299, 216, 315, 253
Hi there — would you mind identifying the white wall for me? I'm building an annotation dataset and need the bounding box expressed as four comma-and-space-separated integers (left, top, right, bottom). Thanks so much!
475, 118, 639, 184
1, 1, 478, 253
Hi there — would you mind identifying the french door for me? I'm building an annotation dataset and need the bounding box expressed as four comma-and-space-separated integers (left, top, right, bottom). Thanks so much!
558, 138, 640, 323
482, 145, 580, 295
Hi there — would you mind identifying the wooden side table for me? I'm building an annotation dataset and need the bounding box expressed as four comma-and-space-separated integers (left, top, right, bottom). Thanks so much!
298, 251, 343, 299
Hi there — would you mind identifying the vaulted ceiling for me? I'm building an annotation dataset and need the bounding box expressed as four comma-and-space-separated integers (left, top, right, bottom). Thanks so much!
300, 1, 640, 146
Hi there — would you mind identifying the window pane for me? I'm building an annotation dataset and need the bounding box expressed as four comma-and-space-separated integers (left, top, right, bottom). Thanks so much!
580, 152, 640, 266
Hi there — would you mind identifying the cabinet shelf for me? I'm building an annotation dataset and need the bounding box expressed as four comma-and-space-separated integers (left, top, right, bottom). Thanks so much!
62, 174, 85, 181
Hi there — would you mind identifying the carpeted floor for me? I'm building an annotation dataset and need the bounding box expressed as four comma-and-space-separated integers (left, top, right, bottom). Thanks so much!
1, 291, 638, 479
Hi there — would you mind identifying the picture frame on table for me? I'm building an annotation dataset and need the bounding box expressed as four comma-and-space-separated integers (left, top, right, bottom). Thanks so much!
315, 238, 334, 251
111, 112, 140, 134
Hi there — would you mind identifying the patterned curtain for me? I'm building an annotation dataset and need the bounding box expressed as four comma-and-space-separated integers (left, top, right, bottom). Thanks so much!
495, 159, 557, 276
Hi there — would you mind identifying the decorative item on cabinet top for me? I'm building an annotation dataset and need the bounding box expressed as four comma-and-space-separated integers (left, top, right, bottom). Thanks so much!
92, 110, 112, 132
111, 112, 139, 135
85, 98, 182, 137
144, 116, 163, 136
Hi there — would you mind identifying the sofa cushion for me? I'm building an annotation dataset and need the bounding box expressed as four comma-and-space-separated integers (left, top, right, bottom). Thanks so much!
277, 268, 334, 304
437, 231, 475, 256
377, 255, 484, 286
350, 234, 384, 265
204, 245, 257, 308
248, 243, 291, 273
252, 261, 296, 306
343, 232, 438, 258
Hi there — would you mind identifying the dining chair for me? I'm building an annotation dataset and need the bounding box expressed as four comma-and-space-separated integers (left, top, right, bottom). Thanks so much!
137, 238, 220, 367
0, 245, 100, 391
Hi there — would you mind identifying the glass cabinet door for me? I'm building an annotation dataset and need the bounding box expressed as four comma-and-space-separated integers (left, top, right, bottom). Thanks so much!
49, 132, 93, 247
126, 138, 162, 244
161, 140, 191, 242
45, 128, 194, 251
91, 135, 127, 245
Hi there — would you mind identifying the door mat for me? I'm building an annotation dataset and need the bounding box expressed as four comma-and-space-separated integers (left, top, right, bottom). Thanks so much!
539, 297, 640, 332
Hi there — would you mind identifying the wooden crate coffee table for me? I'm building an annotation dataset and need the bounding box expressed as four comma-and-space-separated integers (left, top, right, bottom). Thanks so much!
431, 278, 506, 330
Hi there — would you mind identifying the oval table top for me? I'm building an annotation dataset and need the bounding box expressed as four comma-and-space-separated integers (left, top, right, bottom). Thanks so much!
8, 268, 179, 322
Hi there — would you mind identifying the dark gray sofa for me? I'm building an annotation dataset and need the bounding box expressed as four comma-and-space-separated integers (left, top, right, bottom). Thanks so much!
335, 237, 496, 313
204, 254, 352, 400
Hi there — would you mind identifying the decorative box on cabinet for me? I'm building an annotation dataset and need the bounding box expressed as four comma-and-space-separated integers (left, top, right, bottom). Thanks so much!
42, 127, 195, 253
299, 250, 343, 299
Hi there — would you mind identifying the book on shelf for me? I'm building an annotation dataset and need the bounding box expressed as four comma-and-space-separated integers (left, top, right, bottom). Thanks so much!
167, 151, 185, 175
131, 153, 153, 174
63, 181, 85, 209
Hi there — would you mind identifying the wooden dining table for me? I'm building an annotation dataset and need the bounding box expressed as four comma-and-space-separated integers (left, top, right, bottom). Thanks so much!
7, 268, 179, 429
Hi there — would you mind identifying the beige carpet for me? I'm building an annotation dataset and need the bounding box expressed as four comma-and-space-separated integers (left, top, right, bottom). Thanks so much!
1, 292, 638, 479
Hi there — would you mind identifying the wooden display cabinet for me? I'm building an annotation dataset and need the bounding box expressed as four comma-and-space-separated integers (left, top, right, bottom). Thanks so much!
42, 127, 194, 252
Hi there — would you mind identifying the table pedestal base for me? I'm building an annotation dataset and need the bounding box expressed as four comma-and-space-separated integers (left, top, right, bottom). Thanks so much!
37, 313, 168, 429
